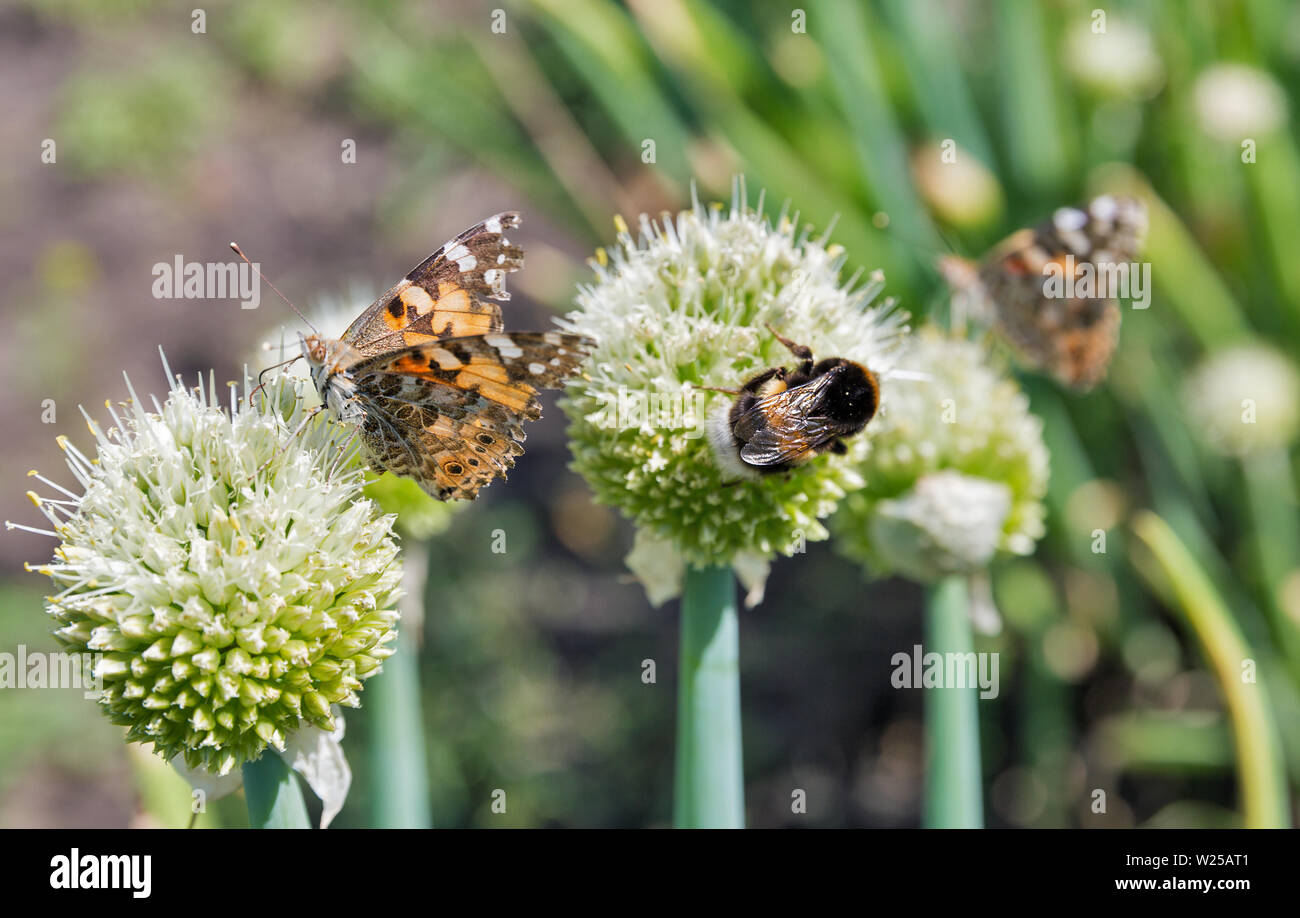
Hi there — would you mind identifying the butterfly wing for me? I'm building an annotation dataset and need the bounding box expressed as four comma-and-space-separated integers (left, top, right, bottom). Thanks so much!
980, 240, 1122, 390
973, 195, 1146, 390
731, 373, 851, 468
349, 331, 591, 500
342, 212, 524, 357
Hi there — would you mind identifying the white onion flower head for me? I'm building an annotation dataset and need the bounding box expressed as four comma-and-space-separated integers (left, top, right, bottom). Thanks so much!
1183, 344, 1300, 457
833, 326, 1049, 581
1194, 64, 1288, 142
1064, 17, 1164, 98
910, 140, 1004, 230
14, 354, 403, 777
560, 185, 907, 604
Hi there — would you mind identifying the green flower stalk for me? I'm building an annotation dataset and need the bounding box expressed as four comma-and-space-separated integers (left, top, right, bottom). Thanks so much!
1132, 512, 1290, 828
561, 184, 907, 606
13, 354, 403, 790
923, 576, 983, 828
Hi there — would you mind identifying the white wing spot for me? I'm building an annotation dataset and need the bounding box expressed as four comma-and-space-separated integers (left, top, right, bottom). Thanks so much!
445, 244, 476, 273
528, 362, 546, 375
1053, 207, 1088, 232
1060, 230, 1091, 255
1090, 195, 1118, 222
485, 334, 523, 358
485, 216, 502, 233
428, 348, 463, 370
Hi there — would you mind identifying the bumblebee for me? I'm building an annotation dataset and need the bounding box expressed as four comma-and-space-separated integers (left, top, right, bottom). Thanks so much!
708, 325, 880, 478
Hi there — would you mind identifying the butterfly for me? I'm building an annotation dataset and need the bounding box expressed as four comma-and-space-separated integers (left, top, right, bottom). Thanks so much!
294, 212, 592, 500
939, 195, 1147, 390
708, 325, 880, 478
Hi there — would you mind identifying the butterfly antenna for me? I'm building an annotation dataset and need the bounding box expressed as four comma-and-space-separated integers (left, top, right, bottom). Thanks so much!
873, 214, 961, 265
229, 242, 319, 334
934, 224, 964, 259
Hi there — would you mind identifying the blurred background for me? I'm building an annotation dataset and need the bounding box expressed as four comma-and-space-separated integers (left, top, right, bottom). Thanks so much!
3, 0, 1300, 828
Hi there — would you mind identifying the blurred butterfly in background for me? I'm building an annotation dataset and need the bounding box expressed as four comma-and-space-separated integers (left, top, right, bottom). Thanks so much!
939, 194, 1147, 390
708, 324, 880, 478
250, 212, 592, 500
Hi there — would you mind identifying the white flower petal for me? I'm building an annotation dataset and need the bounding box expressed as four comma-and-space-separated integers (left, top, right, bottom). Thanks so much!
284, 711, 351, 830
624, 529, 686, 607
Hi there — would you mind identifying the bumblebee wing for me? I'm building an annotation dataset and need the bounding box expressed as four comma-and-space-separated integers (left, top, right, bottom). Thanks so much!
732, 374, 847, 467
738, 416, 844, 467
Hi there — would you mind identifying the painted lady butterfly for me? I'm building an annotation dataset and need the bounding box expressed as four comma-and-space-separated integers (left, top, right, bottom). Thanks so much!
298, 212, 592, 500
940, 195, 1147, 390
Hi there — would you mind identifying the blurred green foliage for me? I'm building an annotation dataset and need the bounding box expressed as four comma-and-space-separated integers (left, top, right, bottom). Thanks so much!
55, 52, 224, 178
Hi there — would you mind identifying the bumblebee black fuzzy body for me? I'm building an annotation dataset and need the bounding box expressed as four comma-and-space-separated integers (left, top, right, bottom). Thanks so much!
708, 330, 879, 478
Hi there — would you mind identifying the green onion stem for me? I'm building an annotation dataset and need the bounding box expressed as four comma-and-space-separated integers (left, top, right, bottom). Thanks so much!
673, 563, 744, 828
242, 751, 310, 829
923, 576, 985, 828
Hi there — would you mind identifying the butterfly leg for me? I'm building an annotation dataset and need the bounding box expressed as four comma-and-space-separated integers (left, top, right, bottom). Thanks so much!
248, 354, 304, 407
329, 422, 364, 479
250, 405, 324, 479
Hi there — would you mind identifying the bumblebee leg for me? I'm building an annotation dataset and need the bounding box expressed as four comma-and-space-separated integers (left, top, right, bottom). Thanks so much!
830, 439, 848, 455
764, 322, 814, 361
731, 366, 785, 396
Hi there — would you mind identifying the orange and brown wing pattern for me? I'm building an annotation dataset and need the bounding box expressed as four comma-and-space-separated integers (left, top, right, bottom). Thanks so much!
342, 212, 524, 357
356, 392, 528, 501
350, 331, 592, 499
973, 195, 1145, 390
